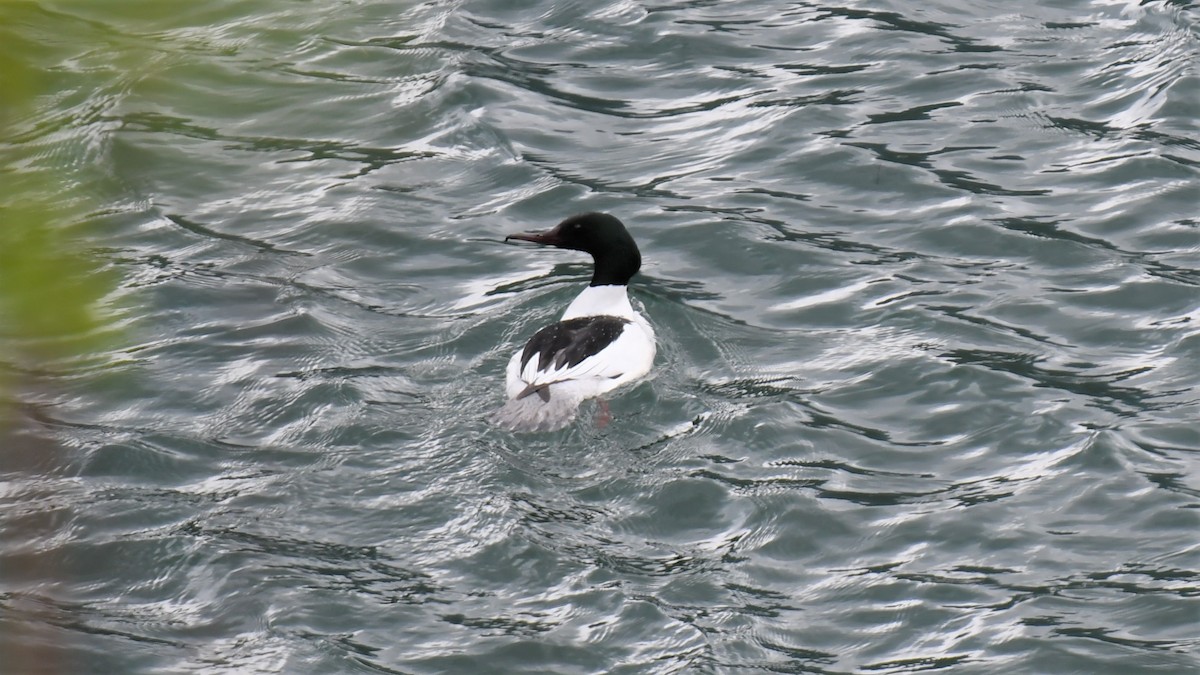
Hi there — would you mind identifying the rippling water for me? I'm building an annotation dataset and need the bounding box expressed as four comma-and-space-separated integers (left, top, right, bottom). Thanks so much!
3, 1, 1199, 673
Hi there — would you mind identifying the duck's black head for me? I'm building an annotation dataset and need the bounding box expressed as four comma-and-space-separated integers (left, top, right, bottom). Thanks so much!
506, 212, 642, 286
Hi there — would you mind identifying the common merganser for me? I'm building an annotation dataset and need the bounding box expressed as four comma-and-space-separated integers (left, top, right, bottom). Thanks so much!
492, 212, 656, 433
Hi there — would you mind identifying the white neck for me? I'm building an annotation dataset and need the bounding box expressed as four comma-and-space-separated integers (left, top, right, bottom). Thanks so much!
562, 284, 634, 320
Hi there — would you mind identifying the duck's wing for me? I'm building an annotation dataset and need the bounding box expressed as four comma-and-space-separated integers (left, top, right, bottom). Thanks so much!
495, 314, 654, 433
515, 315, 634, 397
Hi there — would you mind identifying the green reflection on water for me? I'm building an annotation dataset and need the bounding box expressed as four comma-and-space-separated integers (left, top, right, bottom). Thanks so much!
0, 4, 129, 418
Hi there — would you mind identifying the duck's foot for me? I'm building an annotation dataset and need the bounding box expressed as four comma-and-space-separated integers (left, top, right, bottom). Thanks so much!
595, 399, 612, 429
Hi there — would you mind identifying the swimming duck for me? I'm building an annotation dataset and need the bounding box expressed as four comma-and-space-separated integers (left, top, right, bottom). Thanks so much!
493, 212, 656, 432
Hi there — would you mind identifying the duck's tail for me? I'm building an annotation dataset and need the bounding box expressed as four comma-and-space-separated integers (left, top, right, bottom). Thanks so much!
490, 384, 583, 433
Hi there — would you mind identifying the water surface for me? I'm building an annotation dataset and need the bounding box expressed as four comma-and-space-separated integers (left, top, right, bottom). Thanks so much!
2, 1, 1198, 673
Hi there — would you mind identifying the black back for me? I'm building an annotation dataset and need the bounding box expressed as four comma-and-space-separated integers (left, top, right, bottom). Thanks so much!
520, 315, 630, 374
